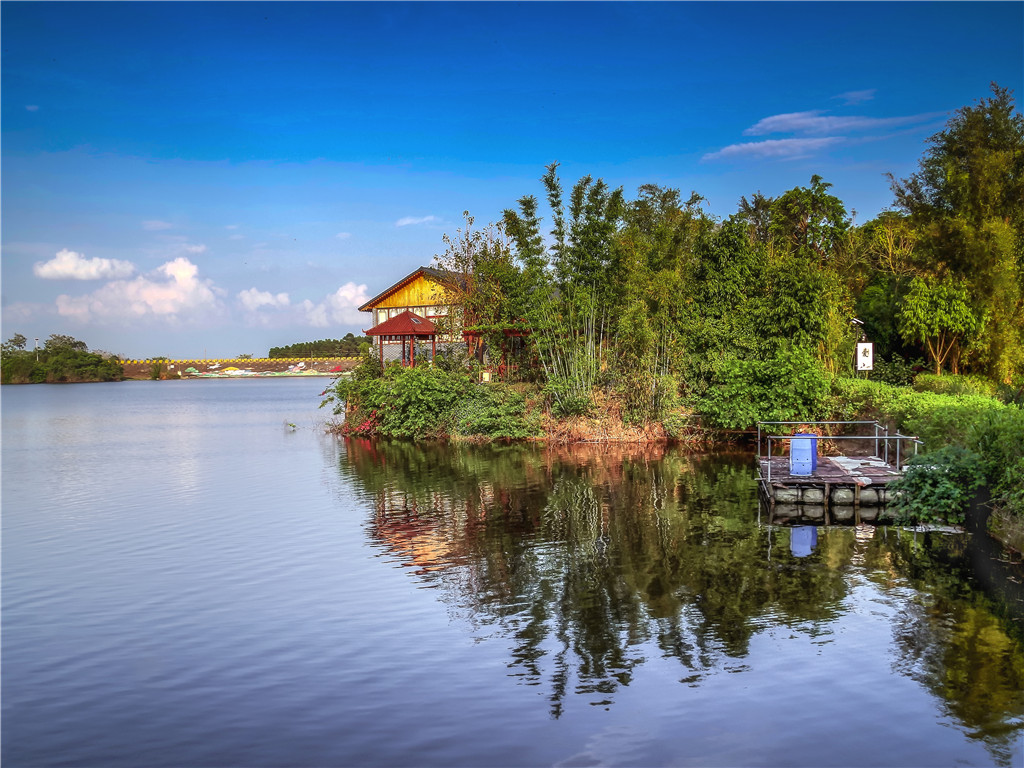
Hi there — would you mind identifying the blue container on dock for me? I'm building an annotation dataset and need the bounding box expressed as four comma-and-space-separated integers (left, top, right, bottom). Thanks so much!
790, 433, 818, 476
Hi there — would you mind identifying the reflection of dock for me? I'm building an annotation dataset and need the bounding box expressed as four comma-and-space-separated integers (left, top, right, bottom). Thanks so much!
756, 421, 922, 525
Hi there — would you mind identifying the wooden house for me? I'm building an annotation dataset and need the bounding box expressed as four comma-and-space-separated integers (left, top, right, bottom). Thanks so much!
360, 264, 530, 373
359, 266, 459, 367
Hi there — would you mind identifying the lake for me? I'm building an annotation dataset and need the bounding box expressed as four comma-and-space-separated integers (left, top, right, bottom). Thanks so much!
2, 378, 1023, 767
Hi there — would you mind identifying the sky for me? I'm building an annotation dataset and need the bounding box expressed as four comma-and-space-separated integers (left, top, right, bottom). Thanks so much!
2, 1, 1022, 360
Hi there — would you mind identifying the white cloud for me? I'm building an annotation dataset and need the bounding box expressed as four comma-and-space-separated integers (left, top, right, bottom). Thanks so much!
25, 105, 40, 112
183, 244, 208, 254
703, 137, 843, 162
336, 232, 352, 240
303, 282, 370, 327
705, 101, 946, 163
34, 249, 136, 280
237, 288, 290, 312
395, 215, 437, 227
743, 110, 937, 136
834, 89, 877, 105
225, 224, 239, 230
55, 257, 222, 322
142, 220, 173, 231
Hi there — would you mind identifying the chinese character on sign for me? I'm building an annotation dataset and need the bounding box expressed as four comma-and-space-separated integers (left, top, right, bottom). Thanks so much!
856, 342, 874, 371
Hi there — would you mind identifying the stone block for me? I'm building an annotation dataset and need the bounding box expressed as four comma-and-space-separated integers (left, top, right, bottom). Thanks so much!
860, 506, 879, 521
802, 488, 824, 504
831, 488, 855, 505
774, 488, 800, 504
859, 488, 879, 506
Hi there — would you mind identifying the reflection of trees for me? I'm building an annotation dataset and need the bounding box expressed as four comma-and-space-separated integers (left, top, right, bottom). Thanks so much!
336, 438, 1024, 752
337, 440, 858, 715
881, 532, 1024, 766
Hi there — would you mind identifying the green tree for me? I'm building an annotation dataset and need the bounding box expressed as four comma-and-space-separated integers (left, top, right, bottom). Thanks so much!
889, 83, 1024, 382
2, 333, 28, 356
44, 334, 88, 352
501, 164, 626, 414
898, 277, 983, 375
769, 174, 850, 262
432, 211, 527, 367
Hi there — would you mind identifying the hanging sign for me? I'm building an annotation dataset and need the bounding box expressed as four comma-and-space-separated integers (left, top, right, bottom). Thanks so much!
856, 342, 874, 371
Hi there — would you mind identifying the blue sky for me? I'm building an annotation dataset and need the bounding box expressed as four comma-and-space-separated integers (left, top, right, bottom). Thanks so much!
3, 1, 1022, 359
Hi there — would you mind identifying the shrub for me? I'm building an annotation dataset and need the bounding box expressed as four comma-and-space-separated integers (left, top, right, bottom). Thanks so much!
697, 346, 832, 430
913, 373, 997, 398
888, 445, 985, 525
869, 353, 922, 386
965, 407, 1024, 520
449, 384, 540, 439
833, 376, 1024, 528
830, 377, 1008, 447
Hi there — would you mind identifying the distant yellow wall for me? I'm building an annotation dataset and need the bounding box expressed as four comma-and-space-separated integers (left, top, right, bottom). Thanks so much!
372, 274, 453, 310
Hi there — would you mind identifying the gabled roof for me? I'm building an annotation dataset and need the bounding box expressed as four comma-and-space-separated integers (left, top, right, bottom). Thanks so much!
357, 266, 456, 312
364, 310, 437, 337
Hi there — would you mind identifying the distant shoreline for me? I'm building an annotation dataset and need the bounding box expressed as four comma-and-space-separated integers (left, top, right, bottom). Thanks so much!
121, 357, 358, 380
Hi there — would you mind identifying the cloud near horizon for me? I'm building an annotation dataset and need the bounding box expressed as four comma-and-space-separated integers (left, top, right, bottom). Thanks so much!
34, 249, 136, 280
55, 257, 222, 323
237, 288, 290, 312
302, 282, 370, 328
395, 215, 438, 227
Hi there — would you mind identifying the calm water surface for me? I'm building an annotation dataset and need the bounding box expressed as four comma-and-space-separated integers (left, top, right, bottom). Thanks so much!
3, 379, 1023, 767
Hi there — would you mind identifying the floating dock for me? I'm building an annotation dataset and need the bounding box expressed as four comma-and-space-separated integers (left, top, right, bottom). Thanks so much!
755, 421, 922, 525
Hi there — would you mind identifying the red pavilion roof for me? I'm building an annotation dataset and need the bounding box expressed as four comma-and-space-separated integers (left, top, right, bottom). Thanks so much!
364, 310, 437, 337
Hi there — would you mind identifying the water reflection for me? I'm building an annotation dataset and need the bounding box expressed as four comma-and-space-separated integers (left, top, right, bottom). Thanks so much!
337, 439, 1024, 759
790, 526, 818, 557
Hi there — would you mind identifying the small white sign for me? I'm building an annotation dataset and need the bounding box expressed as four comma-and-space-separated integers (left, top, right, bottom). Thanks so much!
856, 342, 874, 371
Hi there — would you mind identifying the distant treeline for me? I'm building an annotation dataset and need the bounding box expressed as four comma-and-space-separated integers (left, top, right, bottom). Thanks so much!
1, 333, 123, 384
268, 334, 370, 358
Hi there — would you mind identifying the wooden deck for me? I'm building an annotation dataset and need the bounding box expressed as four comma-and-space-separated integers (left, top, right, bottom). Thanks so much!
756, 455, 905, 524
758, 455, 903, 488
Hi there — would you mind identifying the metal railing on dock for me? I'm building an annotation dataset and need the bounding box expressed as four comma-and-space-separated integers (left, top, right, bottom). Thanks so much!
756, 420, 924, 485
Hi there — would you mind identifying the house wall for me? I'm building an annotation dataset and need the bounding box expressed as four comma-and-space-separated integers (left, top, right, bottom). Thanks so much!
367, 274, 458, 334
371, 275, 452, 311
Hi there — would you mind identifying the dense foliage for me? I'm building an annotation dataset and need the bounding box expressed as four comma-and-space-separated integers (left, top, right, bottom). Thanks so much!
325, 84, 1024, 530
833, 377, 1023, 525
268, 334, 370, 358
418, 84, 1022, 428
1, 333, 123, 384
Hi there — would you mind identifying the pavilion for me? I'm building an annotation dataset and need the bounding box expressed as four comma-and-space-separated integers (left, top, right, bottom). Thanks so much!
363, 309, 438, 368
